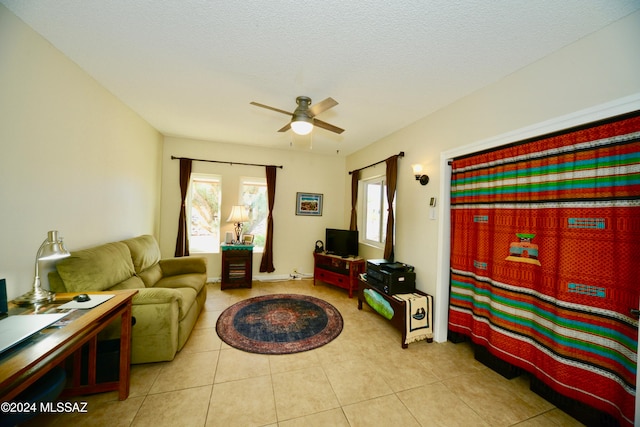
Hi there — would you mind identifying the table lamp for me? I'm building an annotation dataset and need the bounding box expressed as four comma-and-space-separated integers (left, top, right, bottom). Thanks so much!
226, 206, 249, 243
14, 230, 70, 305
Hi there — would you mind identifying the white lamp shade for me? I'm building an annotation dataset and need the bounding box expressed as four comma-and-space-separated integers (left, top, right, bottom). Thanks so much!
227, 205, 249, 223
412, 164, 423, 175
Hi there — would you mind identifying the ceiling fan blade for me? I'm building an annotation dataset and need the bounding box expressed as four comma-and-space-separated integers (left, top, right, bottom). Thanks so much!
278, 122, 291, 133
314, 118, 345, 134
250, 101, 292, 116
308, 97, 338, 117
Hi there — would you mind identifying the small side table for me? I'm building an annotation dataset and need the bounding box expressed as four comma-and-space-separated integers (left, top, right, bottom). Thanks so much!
221, 244, 253, 289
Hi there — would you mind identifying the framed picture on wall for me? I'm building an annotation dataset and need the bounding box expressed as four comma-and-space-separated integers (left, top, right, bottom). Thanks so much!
296, 192, 323, 216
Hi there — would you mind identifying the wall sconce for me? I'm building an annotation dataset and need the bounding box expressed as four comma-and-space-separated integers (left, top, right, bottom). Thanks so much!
412, 164, 429, 185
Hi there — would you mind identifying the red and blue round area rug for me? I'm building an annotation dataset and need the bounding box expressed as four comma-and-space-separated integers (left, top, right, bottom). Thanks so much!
215, 294, 343, 354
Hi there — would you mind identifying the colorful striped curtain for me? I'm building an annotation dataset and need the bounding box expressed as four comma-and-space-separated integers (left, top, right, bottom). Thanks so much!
448, 112, 640, 426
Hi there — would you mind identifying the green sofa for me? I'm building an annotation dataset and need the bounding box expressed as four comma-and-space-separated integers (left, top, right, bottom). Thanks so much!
48, 235, 207, 364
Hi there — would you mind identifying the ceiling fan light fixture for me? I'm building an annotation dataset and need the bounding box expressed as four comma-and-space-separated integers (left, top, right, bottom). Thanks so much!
291, 113, 313, 135
251, 95, 343, 136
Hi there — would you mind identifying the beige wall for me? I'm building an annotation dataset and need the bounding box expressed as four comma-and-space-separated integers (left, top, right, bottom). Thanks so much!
0, 5, 163, 299
160, 137, 347, 280
347, 11, 640, 341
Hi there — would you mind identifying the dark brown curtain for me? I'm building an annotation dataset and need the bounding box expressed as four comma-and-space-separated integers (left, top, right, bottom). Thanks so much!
383, 155, 399, 260
260, 165, 277, 272
349, 170, 359, 231
174, 158, 192, 257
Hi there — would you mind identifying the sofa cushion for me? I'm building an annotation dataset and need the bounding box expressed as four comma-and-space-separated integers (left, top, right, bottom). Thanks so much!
47, 271, 67, 293
56, 242, 135, 292
138, 263, 163, 288
122, 235, 161, 274
110, 275, 145, 291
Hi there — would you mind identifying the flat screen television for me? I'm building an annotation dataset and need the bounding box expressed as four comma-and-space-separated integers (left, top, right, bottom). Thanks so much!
325, 228, 358, 257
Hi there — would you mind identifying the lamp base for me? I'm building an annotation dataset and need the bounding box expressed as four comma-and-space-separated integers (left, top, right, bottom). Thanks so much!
234, 223, 243, 244
13, 287, 55, 306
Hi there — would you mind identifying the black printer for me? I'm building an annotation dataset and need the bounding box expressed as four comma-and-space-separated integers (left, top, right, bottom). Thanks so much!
366, 259, 416, 295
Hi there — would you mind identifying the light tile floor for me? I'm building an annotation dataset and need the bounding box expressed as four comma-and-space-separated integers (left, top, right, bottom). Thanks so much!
25, 280, 585, 426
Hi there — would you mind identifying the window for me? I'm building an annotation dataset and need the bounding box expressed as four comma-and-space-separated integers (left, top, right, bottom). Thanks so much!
240, 177, 267, 249
362, 176, 394, 248
188, 174, 221, 253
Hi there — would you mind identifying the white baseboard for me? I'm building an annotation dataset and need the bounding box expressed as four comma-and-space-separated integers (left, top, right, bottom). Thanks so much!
207, 274, 310, 283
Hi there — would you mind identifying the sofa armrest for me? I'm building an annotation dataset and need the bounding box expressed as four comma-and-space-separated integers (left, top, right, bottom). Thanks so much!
132, 287, 184, 306
159, 256, 207, 277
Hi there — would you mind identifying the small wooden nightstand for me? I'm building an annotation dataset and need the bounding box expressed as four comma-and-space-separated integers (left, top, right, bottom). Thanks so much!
221, 244, 253, 289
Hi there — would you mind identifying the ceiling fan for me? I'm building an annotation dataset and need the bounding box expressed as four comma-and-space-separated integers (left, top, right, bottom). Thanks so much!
250, 96, 344, 136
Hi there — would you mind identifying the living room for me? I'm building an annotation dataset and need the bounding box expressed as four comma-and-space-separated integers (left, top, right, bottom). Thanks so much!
1, 2, 640, 426
1, 1, 638, 331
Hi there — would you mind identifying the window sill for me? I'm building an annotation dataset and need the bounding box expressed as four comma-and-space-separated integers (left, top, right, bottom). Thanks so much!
359, 240, 385, 251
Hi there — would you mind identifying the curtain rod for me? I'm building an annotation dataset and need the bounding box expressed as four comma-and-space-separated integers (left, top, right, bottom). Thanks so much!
171, 156, 283, 169
349, 151, 404, 175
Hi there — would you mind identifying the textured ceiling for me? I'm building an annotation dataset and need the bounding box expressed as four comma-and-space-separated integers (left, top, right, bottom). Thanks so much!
2, 0, 639, 155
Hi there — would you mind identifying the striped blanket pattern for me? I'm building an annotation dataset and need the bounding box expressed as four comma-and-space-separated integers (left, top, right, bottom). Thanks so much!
448, 112, 640, 426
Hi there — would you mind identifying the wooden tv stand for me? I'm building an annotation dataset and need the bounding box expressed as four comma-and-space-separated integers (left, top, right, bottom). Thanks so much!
313, 252, 365, 298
